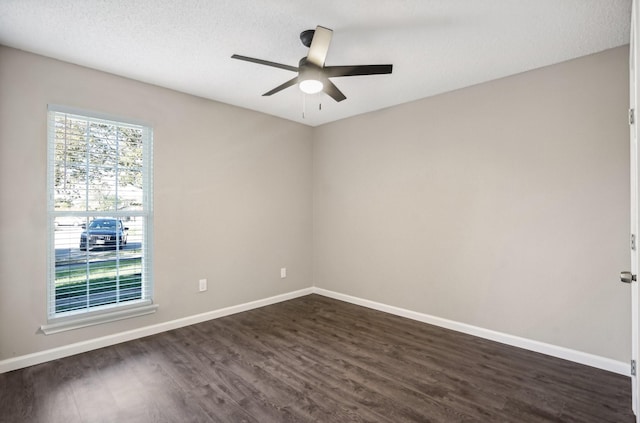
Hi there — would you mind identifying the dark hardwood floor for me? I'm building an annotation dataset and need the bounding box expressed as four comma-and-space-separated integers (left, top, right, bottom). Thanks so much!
0, 294, 635, 422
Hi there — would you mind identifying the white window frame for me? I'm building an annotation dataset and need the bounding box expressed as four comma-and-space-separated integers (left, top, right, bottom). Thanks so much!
43, 105, 156, 334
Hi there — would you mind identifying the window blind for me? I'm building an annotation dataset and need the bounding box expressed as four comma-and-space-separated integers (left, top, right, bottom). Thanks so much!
46, 105, 153, 322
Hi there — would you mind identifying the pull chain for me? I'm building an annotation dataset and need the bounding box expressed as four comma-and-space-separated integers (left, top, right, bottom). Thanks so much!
302, 95, 323, 118
302, 94, 306, 119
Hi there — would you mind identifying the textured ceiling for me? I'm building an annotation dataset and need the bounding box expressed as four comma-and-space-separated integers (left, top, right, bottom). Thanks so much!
0, 0, 633, 127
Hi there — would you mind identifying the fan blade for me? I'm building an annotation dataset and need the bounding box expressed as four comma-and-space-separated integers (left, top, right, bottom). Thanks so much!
323, 64, 393, 78
307, 26, 333, 67
322, 79, 346, 102
231, 54, 298, 72
262, 77, 299, 96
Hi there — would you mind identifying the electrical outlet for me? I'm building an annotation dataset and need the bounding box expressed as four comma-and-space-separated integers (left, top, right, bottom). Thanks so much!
280, 268, 287, 278
199, 279, 207, 292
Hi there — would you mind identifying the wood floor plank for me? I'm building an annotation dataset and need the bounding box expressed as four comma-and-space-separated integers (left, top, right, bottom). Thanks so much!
0, 294, 635, 422
219, 311, 478, 421
0, 365, 37, 422
142, 330, 291, 423
195, 323, 365, 422
245, 299, 528, 418
27, 363, 83, 423
202, 317, 431, 422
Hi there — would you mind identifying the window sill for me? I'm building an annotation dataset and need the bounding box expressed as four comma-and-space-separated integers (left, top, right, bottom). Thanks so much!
40, 303, 159, 335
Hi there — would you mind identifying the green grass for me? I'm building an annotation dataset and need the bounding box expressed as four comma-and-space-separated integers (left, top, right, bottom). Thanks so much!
55, 258, 143, 313
55, 257, 142, 285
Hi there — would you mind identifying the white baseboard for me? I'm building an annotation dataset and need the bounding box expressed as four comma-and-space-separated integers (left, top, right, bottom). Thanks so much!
0, 287, 313, 374
313, 288, 630, 376
0, 286, 629, 376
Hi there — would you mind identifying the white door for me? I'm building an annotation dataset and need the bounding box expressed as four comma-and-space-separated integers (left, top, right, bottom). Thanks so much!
630, 0, 639, 418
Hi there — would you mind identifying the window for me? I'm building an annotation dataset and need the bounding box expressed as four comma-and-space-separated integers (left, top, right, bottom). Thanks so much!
45, 106, 154, 331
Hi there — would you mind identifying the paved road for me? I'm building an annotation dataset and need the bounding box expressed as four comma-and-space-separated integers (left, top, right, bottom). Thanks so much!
55, 242, 142, 266
54, 227, 143, 267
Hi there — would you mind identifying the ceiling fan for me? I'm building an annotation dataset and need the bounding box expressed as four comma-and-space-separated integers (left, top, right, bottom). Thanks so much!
231, 26, 393, 102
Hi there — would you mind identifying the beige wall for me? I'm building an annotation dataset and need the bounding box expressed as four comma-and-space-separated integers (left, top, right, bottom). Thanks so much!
0, 44, 631, 363
313, 46, 631, 361
0, 46, 313, 359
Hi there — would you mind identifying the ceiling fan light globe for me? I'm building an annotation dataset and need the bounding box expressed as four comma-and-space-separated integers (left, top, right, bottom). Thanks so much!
299, 79, 323, 94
